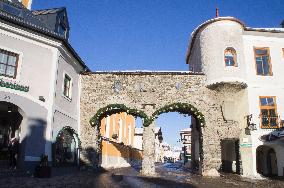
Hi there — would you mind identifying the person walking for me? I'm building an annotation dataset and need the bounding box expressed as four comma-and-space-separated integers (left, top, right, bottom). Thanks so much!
8, 137, 19, 169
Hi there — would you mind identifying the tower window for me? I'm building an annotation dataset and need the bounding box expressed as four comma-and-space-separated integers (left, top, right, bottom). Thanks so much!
224, 48, 237, 67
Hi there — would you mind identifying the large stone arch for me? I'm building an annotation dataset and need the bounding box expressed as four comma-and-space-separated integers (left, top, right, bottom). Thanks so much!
80, 72, 244, 175
87, 104, 149, 169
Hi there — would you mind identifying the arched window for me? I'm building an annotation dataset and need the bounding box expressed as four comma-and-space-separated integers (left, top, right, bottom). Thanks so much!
224, 48, 237, 67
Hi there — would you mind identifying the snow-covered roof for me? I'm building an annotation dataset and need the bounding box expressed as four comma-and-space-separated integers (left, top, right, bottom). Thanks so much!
180, 128, 191, 133
134, 127, 162, 135
246, 27, 284, 32
85, 70, 204, 75
134, 128, 143, 135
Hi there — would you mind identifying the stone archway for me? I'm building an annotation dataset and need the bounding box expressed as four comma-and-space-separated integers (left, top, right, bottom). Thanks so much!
89, 104, 149, 169
88, 103, 205, 175
80, 72, 244, 176
141, 102, 205, 175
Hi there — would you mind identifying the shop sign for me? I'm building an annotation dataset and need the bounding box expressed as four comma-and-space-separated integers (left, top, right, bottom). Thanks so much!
0, 79, 29, 92
240, 143, 252, 147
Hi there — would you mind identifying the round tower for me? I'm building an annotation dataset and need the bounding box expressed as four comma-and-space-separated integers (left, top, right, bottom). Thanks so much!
187, 17, 247, 89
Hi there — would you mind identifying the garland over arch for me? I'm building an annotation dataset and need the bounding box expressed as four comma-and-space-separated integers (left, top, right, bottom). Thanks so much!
57, 126, 81, 148
152, 102, 205, 126
89, 103, 205, 128
89, 104, 151, 127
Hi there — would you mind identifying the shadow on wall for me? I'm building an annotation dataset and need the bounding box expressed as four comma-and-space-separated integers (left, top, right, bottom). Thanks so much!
80, 146, 100, 168
20, 118, 47, 171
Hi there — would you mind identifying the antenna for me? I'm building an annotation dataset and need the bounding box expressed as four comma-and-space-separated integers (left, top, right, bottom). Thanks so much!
214, 0, 219, 17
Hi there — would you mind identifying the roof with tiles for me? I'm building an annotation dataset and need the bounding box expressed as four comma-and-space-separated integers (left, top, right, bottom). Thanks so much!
0, 0, 90, 71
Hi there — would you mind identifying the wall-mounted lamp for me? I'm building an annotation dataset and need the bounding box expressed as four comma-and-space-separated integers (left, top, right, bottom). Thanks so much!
245, 114, 257, 135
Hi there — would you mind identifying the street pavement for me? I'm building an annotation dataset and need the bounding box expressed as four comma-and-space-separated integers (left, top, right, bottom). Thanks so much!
0, 163, 284, 187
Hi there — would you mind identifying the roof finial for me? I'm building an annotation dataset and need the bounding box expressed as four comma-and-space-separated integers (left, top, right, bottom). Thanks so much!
215, 6, 219, 17
214, 0, 219, 18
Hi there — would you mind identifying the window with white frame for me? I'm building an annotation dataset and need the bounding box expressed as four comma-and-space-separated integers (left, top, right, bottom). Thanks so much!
63, 74, 72, 99
0, 49, 18, 78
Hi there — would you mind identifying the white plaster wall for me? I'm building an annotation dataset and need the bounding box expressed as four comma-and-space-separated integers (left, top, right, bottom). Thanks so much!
197, 20, 247, 86
54, 54, 81, 118
0, 24, 60, 162
52, 52, 82, 140
0, 28, 56, 106
243, 32, 284, 177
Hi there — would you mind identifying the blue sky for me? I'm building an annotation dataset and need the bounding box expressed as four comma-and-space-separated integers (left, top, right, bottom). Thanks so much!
135, 113, 190, 147
33, 1, 283, 146
33, 0, 284, 71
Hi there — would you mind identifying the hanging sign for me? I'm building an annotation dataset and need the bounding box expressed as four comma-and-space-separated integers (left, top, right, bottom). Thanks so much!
0, 79, 29, 92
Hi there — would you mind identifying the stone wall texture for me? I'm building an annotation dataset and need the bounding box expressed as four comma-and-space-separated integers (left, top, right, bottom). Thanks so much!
80, 72, 244, 175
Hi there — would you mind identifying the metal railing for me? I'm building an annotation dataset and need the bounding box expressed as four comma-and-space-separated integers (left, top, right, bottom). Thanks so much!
259, 114, 283, 129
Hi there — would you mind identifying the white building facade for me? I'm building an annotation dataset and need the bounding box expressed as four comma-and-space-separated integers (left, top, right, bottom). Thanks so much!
187, 16, 284, 177
0, 0, 88, 170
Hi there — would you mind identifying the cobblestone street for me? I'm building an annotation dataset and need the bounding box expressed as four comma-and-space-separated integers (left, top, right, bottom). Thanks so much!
1, 165, 284, 188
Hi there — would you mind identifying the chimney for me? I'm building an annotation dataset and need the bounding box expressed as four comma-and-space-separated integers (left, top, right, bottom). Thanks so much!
19, 0, 33, 10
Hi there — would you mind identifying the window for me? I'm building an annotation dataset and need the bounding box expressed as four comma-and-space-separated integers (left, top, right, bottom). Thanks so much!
259, 96, 278, 128
254, 47, 272, 76
224, 48, 237, 66
63, 74, 72, 99
0, 49, 18, 78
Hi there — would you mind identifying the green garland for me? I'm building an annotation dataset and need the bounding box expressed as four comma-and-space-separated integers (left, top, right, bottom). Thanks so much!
89, 104, 151, 127
90, 102, 205, 128
151, 102, 205, 126
57, 126, 81, 149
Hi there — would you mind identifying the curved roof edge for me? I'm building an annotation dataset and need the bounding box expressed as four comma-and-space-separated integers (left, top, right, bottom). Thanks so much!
185, 17, 245, 64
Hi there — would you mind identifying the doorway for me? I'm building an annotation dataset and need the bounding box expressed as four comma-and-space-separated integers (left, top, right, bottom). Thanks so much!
0, 101, 22, 168
220, 139, 241, 174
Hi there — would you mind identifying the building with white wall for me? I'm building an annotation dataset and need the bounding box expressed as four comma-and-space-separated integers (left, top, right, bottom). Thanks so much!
186, 16, 284, 177
0, 0, 88, 170
133, 126, 163, 162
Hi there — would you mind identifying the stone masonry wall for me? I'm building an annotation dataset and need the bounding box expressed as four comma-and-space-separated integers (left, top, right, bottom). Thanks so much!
80, 72, 243, 174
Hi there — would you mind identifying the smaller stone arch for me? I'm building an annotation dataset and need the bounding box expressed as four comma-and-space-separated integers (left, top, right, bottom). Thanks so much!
54, 126, 80, 166
150, 102, 205, 174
